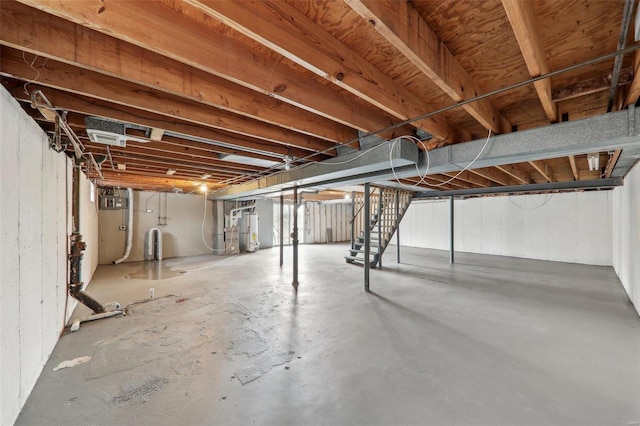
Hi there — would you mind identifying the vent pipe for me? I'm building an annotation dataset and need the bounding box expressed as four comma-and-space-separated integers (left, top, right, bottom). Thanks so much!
113, 188, 134, 264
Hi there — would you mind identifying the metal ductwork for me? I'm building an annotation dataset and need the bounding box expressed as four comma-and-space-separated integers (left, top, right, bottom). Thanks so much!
84, 116, 148, 147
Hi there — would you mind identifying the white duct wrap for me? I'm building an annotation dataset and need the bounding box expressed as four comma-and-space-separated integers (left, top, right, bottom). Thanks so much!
145, 227, 163, 261
113, 188, 134, 264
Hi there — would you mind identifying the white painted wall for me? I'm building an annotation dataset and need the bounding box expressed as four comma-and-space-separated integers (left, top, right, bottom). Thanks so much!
0, 87, 100, 426
398, 191, 612, 266
98, 190, 215, 263
613, 161, 640, 316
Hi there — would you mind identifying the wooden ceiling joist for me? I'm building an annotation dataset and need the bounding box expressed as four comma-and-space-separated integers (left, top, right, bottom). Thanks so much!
15, 0, 407, 140
7, 83, 323, 161
0, 1, 357, 144
501, 0, 557, 123
0, 48, 337, 153
552, 67, 633, 102
568, 155, 579, 181
186, 0, 460, 142
345, 0, 510, 135
494, 164, 532, 185
468, 167, 516, 186
441, 170, 493, 188
528, 160, 554, 183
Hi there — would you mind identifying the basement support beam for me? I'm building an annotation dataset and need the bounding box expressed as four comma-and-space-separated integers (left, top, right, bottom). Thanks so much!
364, 183, 371, 292
292, 187, 299, 289
449, 196, 455, 265
279, 194, 284, 267
396, 190, 400, 264
413, 178, 622, 199
213, 108, 640, 200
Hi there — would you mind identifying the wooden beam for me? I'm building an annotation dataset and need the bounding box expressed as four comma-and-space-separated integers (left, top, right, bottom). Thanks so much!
82, 143, 264, 175
0, 48, 337, 154
468, 167, 516, 186
528, 160, 554, 183
149, 128, 164, 141
345, 0, 510, 134
0, 1, 358, 144
6, 83, 326, 161
553, 67, 633, 102
568, 155, 579, 180
33, 109, 302, 164
401, 177, 461, 191
501, 0, 557, 123
93, 171, 232, 193
605, 149, 622, 178
624, 50, 640, 107
441, 171, 492, 188
186, 0, 460, 142
495, 164, 532, 184
15, 0, 407, 140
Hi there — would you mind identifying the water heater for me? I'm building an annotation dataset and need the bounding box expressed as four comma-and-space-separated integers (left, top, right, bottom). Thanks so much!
247, 213, 260, 252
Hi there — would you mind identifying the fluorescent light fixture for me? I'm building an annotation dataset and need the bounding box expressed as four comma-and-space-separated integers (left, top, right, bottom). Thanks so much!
200, 173, 211, 179
587, 153, 600, 171
166, 169, 176, 175
219, 154, 280, 168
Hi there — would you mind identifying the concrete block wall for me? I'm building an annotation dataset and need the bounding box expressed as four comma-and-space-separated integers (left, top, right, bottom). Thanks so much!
98, 190, 215, 263
0, 86, 99, 425
613, 161, 640, 316
396, 191, 612, 266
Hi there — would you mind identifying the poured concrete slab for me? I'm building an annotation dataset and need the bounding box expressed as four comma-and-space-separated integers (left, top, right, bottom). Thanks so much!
16, 245, 640, 425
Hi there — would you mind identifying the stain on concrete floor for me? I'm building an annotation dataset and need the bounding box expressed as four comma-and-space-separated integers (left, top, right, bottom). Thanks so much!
14, 246, 640, 426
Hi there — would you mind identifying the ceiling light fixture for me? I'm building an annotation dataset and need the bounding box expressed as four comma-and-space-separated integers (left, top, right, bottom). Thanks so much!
166, 169, 176, 175
200, 173, 211, 179
587, 153, 600, 171
283, 155, 292, 171
200, 184, 208, 193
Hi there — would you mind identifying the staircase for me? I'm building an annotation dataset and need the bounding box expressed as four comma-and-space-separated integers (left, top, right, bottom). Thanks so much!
345, 188, 412, 268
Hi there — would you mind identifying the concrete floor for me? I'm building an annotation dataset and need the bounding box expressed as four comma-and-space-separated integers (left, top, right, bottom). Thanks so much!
16, 244, 640, 426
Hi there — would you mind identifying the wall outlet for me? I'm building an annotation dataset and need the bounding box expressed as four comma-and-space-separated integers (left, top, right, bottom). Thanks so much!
119, 225, 126, 231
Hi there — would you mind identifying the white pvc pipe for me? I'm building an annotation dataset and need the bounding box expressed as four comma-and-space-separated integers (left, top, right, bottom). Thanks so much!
113, 188, 134, 264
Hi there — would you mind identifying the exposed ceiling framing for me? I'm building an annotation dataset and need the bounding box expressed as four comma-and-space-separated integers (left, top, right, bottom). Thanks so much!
1, 0, 639, 197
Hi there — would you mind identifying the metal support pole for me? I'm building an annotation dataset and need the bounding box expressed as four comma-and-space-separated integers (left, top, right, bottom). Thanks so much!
364, 183, 370, 291
377, 187, 382, 269
279, 194, 284, 267
292, 187, 299, 289
396, 190, 400, 264
449, 196, 455, 264
350, 191, 355, 249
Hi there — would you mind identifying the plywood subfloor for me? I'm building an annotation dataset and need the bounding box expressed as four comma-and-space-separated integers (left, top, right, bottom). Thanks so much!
16, 245, 640, 425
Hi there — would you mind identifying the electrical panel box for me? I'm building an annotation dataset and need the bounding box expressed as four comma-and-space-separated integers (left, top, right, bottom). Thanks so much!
100, 195, 128, 210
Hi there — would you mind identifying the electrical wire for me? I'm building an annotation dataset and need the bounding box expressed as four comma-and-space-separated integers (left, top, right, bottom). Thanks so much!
207, 44, 640, 191
508, 193, 553, 210
389, 129, 492, 190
